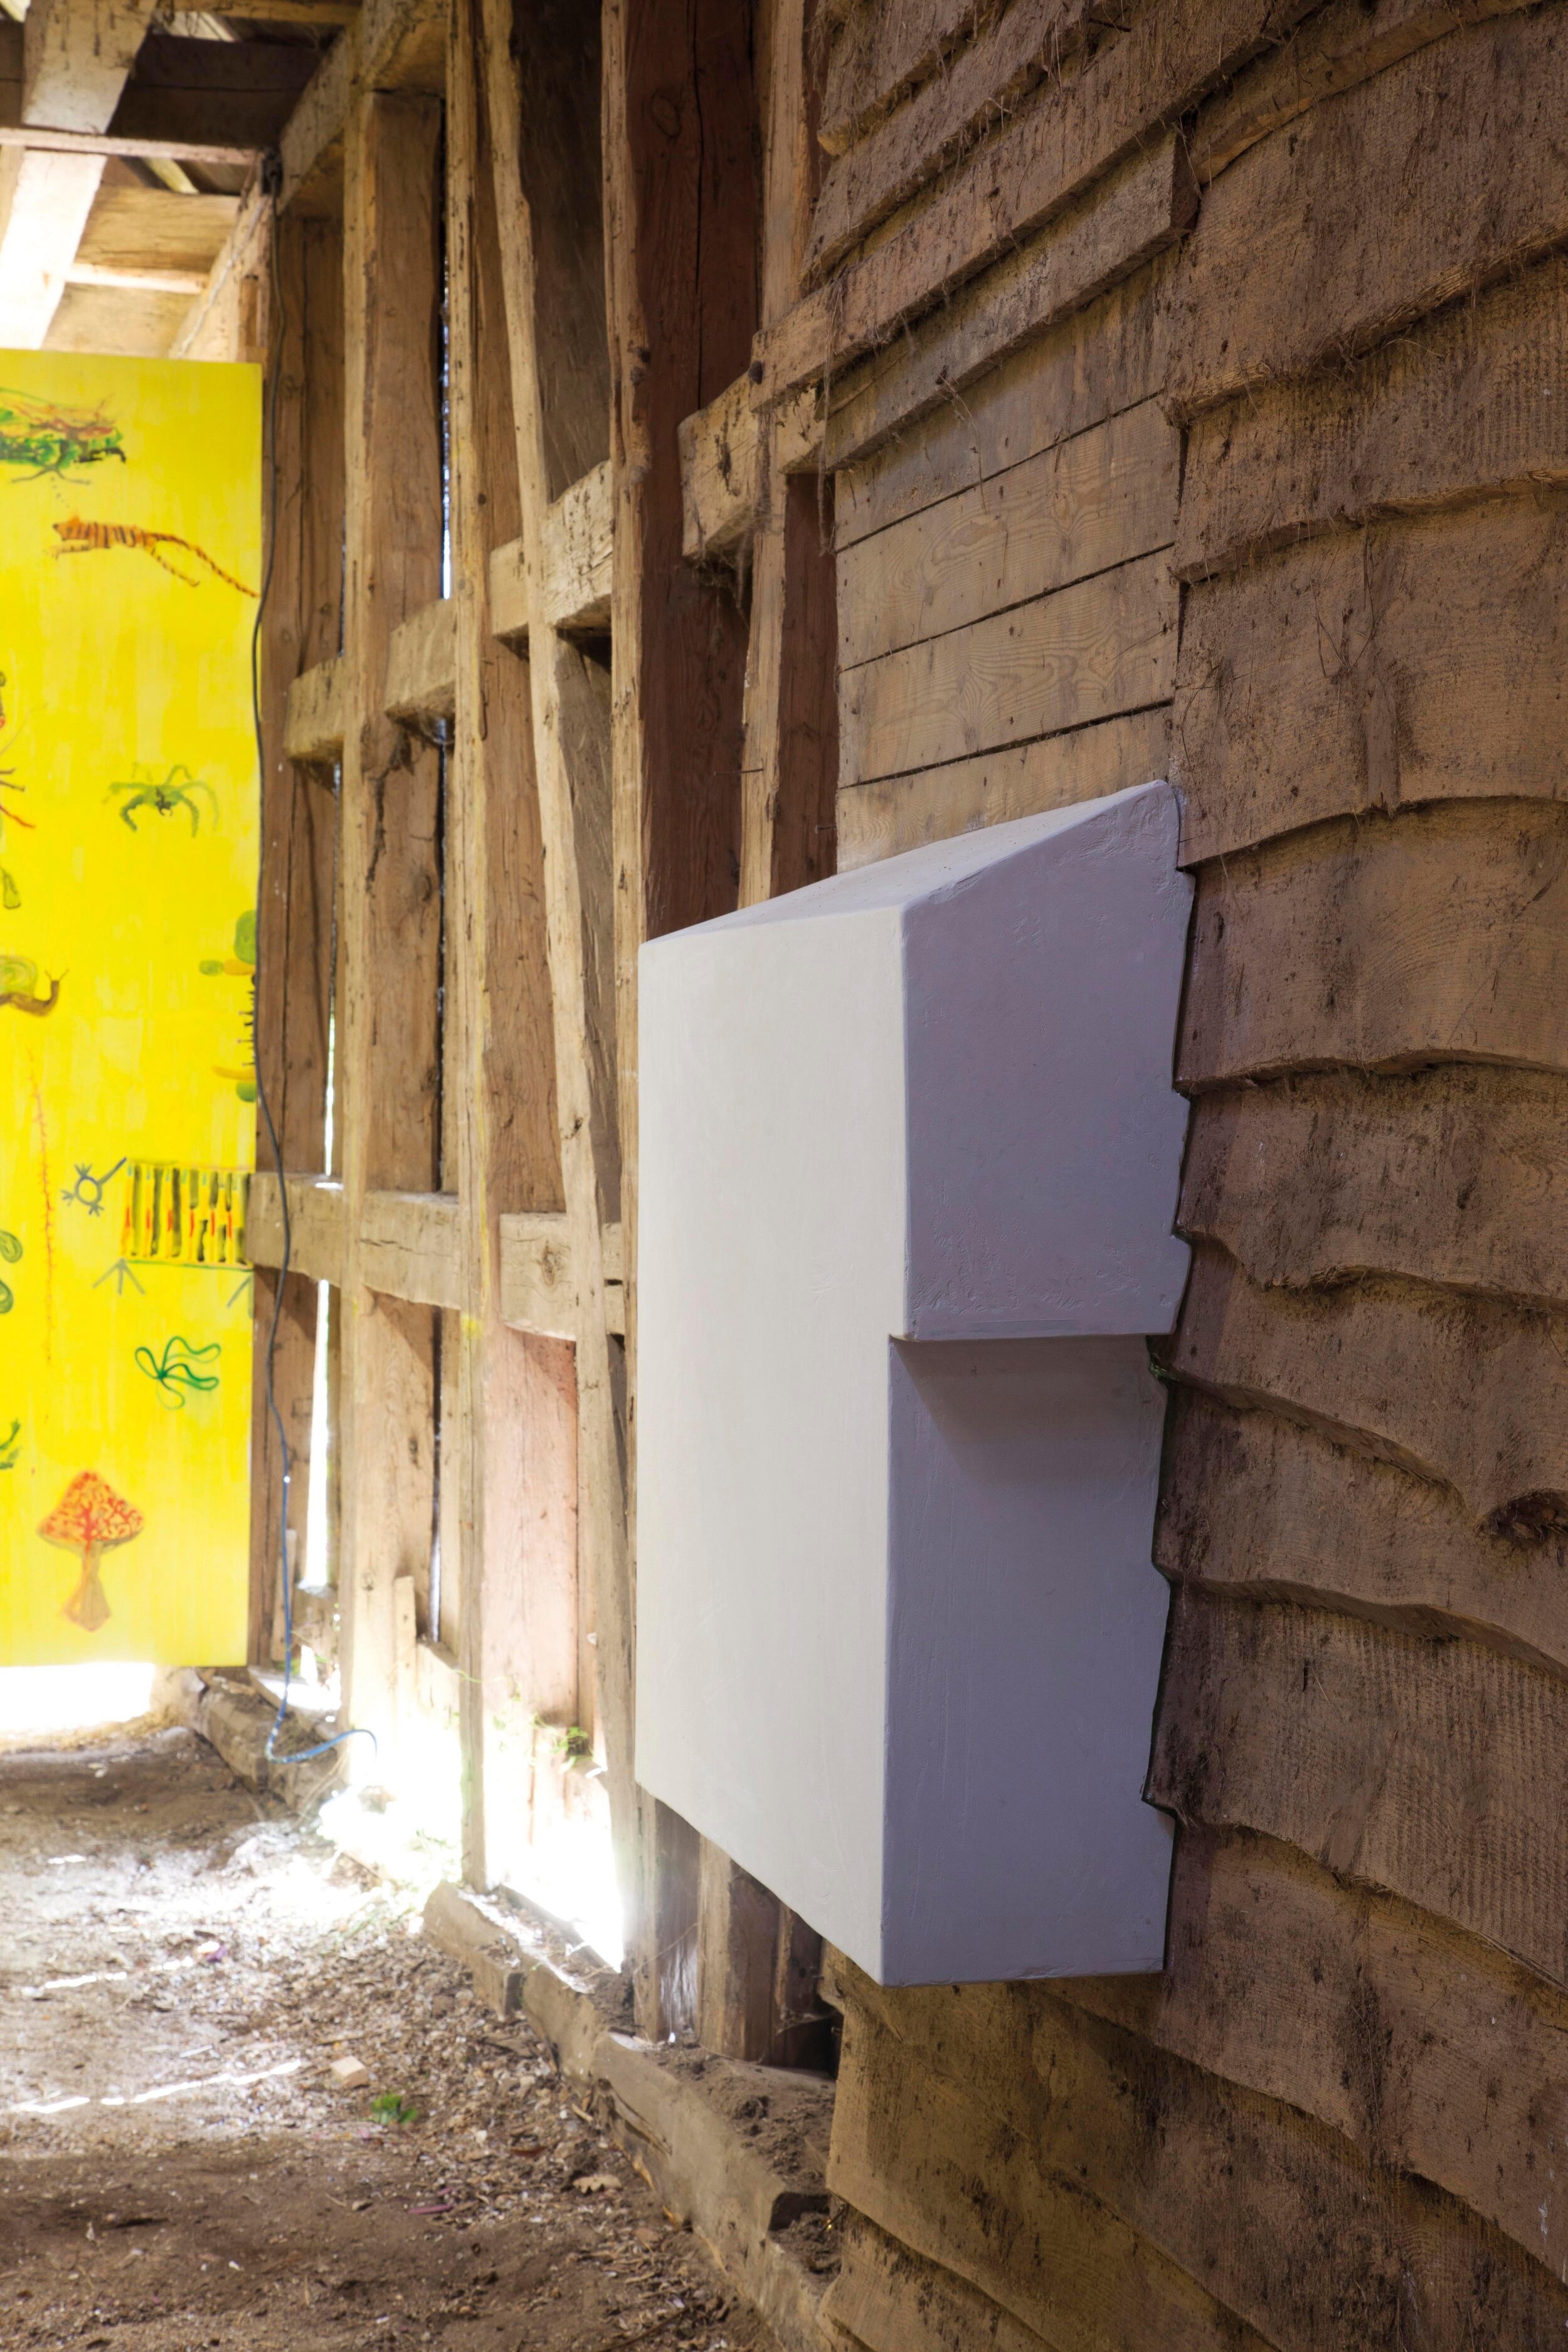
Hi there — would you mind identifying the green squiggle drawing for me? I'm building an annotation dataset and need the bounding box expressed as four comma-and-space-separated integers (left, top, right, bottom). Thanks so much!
134, 1333, 221, 1409
0, 1226, 19, 1313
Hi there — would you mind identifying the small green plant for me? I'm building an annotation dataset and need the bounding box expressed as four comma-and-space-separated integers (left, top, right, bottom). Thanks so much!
556, 1724, 593, 1762
370, 2091, 419, 2127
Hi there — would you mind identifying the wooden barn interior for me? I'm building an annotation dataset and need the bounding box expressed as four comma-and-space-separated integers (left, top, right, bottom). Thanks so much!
4, 0, 1568, 2346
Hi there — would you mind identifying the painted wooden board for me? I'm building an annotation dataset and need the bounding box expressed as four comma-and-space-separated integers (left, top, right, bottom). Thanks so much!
1171, 1238, 1568, 1534
837, 706, 1169, 871
0, 349, 260, 1666
1158, 1386, 1568, 1680
1169, 8, 1568, 417
1180, 1067, 1568, 1307
1153, 1585, 1568, 2001
1173, 497, 1568, 864
1178, 802, 1568, 1089
837, 399, 1176, 668
840, 550, 1174, 784
834, 252, 1173, 543
1064, 1820, 1568, 2284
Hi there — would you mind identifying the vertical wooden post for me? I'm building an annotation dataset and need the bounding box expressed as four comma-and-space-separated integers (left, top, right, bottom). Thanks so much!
447, 0, 573, 1892
603, 0, 760, 2040
738, 0, 836, 908
697, 0, 835, 2055
250, 207, 344, 1663
336, 86, 446, 1763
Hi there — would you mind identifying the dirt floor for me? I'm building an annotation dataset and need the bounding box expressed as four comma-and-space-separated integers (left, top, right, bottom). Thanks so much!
0, 1721, 779, 2351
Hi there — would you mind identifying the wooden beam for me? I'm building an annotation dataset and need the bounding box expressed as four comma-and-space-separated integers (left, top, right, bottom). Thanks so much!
450, 0, 574, 1887
277, 0, 444, 218
679, 376, 818, 561
172, 172, 270, 364
164, 0, 358, 20
0, 148, 105, 344
336, 85, 446, 1764
283, 656, 346, 763
360, 1189, 464, 1309
249, 206, 344, 1663
384, 595, 455, 724
23, 0, 157, 134
477, 0, 622, 1887
498, 1212, 626, 1340
246, 1173, 347, 1286
0, 122, 258, 162
489, 460, 615, 640
605, 0, 759, 2041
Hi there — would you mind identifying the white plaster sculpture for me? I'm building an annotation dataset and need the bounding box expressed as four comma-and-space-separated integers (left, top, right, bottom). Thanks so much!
635, 782, 1192, 1985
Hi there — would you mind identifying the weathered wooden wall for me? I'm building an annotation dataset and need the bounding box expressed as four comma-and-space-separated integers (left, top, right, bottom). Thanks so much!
255, 0, 1568, 2338
765, 1, 1568, 2343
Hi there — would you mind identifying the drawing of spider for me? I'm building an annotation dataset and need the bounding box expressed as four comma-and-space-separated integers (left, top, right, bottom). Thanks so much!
61, 1159, 125, 1217
109, 766, 217, 835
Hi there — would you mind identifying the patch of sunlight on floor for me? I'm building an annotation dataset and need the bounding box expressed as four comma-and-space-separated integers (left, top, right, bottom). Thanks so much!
0, 1662, 158, 1739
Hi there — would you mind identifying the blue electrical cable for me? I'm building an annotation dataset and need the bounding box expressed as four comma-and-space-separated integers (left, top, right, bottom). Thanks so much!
250, 154, 374, 1777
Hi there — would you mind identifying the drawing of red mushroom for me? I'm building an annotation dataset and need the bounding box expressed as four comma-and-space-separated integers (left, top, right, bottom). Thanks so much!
38, 1471, 144, 1632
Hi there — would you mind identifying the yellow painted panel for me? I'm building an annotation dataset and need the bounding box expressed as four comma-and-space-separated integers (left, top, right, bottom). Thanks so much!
0, 352, 261, 1665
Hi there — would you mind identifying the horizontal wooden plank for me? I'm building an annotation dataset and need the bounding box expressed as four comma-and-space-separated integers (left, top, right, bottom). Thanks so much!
1158, 1385, 1568, 1679
763, 0, 1313, 405
0, 122, 257, 164
822, 2211, 1076, 2352
539, 458, 613, 630
808, 0, 1093, 282
833, 251, 1173, 541
837, 704, 1168, 870
490, 460, 618, 638
830, 2007, 1276, 2352
1178, 801, 1568, 1089
1180, 1067, 1568, 1308
1177, 252, 1568, 584
1192, 0, 1534, 187
755, 127, 1194, 407
1177, 495, 1568, 859
499, 1210, 575, 1339
246, 1171, 344, 1286
679, 379, 818, 559
838, 397, 1176, 667
834, 1963, 1568, 2349
819, 0, 1006, 156
1168, 9, 1568, 418
840, 549, 1173, 785
63, 259, 207, 296
282, 656, 344, 763
499, 1212, 625, 1340
384, 596, 455, 724
76, 185, 236, 277
1065, 1820, 1568, 2285
1168, 1239, 1568, 1535
1152, 1584, 1568, 2001
359, 1189, 462, 1310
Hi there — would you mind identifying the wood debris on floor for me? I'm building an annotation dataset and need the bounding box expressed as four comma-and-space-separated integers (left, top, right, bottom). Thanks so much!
0, 1723, 780, 2350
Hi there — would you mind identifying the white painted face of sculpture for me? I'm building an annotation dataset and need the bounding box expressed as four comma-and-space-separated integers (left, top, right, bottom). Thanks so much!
635, 781, 1193, 1986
